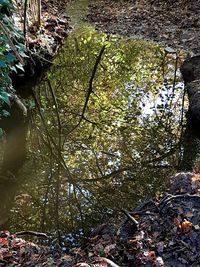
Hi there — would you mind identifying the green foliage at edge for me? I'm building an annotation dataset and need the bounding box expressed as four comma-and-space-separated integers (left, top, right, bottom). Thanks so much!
0, 0, 27, 137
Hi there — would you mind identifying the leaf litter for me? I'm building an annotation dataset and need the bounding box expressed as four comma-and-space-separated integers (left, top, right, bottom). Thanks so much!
87, 0, 200, 54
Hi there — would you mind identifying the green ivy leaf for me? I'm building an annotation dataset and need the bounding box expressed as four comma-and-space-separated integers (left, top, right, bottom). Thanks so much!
6, 52, 16, 63
1, 109, 10, 117
0, 60, 7, 68
0, 91, 10, 106
10, 65, 17, 73
0, 0, 13, 15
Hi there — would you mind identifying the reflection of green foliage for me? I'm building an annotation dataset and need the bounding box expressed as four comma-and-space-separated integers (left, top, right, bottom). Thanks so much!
10, 27, 185, 238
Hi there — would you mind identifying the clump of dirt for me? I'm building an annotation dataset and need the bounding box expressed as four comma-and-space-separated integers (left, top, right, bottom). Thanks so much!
87, 0, 200, 54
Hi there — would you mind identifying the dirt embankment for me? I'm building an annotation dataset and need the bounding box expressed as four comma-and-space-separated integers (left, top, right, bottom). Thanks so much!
12, 0, 72, 93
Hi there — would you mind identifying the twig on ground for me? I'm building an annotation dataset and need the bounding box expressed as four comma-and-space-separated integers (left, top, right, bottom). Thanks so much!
121, 209, 139, 231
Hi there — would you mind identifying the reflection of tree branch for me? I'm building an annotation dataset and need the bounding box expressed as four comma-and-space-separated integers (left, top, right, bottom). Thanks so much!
142, 142, 180, 165
82, 45, 106, 118
73, 187, 85, 235
47, 80, 62, 136
81, 144, 179, 183
75, 185, 98, 208
81, 167, 130, 183
63, 110, 99, 126
33, 119, 54, 232
21, 188, 43, 208
145, 164, 175, 169
17, 211, 33, 225
41, 172, 53, 231
68, 184, 75, 229
178, 85, 187, 168
32, 93, 75, 185
92, 150, 104, 176
48, 80, 62, 244
100, 151, 118, 157
172, 53, 178, 100
66, 45, 106, 135
36, 125, 75, 184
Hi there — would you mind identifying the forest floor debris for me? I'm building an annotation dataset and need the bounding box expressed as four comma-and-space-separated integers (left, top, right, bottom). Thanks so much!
11, 0, 73, 98
87, 0, 200, 54
2, 172, 200, 266
73, 172, 200, 266
27, 0, 71, 55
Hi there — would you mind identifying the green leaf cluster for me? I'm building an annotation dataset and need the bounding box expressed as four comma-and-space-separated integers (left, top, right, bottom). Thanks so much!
0, 0, 27, 137
0, 0, 13, 16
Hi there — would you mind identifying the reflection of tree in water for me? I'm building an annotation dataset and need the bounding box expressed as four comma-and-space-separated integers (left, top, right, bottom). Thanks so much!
0, 97, 27, 228
6, 27, 188, 242
0, 178, 18, 227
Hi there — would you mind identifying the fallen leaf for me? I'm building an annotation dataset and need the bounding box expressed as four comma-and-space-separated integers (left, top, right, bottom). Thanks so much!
0, 238, 9, 246
180, 220, 193, 233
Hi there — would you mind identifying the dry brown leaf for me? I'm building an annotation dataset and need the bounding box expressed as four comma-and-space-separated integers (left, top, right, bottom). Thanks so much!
180, 220, 193, 233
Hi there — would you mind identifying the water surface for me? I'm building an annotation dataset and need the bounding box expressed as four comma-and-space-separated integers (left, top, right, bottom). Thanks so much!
7, 25, 185, 244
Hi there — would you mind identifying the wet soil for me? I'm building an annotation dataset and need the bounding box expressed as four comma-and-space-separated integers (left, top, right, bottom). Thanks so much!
87, 0, 200, 54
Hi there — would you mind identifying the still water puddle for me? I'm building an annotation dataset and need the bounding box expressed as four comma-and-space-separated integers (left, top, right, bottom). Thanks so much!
4, 25, 185, 243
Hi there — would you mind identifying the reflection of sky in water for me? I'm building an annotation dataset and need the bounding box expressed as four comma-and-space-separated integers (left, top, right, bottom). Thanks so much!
143, 82, 184, 115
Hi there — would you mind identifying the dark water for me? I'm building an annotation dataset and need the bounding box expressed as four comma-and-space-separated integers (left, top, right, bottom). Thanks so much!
1, 0, 186, 245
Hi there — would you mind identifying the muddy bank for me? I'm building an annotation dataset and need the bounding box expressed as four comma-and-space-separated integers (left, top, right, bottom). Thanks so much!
87, 0, 200, 54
